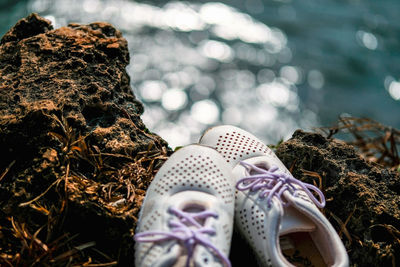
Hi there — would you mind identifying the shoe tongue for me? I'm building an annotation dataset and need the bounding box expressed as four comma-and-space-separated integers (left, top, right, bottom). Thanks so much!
235, 156, 317, 234
279, 203, 316, 235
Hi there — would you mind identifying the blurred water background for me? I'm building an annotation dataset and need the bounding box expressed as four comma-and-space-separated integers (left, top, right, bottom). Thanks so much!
1, 0, 399, 148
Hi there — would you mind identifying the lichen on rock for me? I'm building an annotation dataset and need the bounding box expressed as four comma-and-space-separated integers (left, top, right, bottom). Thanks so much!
0, 13, 170, 266
2, 13, 399, 267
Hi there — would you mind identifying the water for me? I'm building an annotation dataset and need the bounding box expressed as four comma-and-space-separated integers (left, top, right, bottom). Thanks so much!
1, 0, 400, 148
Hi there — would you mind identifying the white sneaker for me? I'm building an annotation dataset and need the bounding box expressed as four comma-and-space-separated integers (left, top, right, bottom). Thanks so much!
134, 144, 235, 267
199, 125, 349, 267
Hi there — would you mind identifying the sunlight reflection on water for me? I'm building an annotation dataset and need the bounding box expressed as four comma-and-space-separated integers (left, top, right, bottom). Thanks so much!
1, 0, 398, 149
386, 77, 400, 101
26, 0, 320, 148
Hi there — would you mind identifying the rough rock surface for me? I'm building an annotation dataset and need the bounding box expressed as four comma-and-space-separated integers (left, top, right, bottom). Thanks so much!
276, 130, 400, 266
0, 14, 169, 265
2, 13, 399, 267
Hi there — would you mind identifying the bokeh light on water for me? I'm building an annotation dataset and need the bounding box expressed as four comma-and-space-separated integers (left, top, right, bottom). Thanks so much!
1, 0, 400, 148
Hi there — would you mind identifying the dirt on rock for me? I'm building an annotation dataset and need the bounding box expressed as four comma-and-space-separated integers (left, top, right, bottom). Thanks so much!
276, 130, 400, 266
0, 14, 170, 266
1, 13, 399, 267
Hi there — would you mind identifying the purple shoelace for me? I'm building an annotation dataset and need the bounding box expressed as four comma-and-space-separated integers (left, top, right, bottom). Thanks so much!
236, 161, 325, 208
135, 207, 231, 267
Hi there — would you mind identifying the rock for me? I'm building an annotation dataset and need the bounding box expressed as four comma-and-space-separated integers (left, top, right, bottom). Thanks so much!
0, 14, 170, 266
276, 130, 400, 266
2, 13, 398, 267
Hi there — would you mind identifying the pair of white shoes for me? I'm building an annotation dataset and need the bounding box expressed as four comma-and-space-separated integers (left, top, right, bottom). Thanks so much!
134, 126, 349, 267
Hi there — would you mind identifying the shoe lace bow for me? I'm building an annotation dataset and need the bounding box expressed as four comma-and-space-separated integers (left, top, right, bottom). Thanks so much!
236, 162, 325, 208
135, 207, 231, 267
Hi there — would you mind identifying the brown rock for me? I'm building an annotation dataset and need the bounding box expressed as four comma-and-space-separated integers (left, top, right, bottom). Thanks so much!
0, 14, 170, 265
276, 130, 400, 266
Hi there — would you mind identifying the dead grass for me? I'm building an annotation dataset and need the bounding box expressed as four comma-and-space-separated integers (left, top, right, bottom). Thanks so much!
316, 116, 400, 266
317, 116, 400, 170
0, 115, 168, 266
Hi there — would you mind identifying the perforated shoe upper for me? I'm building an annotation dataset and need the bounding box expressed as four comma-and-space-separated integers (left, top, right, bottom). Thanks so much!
134, 144, 235, 267
199, 125, 349, 267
